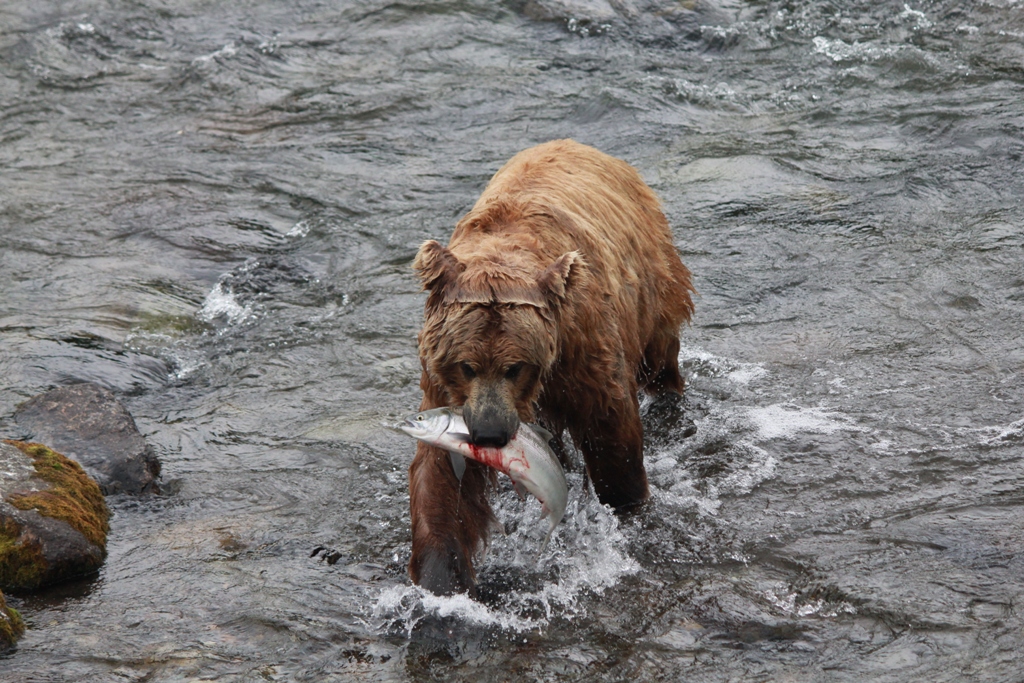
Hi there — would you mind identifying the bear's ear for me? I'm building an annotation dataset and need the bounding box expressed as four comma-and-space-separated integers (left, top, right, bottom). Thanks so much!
537, 251, 585, 303
413, 240, 462, 295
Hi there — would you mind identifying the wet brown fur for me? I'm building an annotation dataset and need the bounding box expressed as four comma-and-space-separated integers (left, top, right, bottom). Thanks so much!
408, 140, 695, 595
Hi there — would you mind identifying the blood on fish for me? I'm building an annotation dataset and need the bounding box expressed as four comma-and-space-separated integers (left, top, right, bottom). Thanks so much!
468, 443, 504, 470
400, 407, 567, 555
467, 441, 529, 473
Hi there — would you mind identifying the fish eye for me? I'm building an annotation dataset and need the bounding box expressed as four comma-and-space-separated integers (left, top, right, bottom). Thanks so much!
416, 414, 425, 421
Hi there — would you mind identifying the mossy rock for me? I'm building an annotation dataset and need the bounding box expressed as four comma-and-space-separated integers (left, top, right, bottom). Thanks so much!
0, 588, 25, 651
0, 440, 109, 591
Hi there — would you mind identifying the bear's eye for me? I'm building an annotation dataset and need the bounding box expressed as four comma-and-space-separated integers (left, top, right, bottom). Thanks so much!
460, 363, 477, 380
505, 363, 524, 380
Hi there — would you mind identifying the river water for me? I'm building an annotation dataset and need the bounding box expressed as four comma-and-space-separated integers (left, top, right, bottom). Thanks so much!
1, 0, 1023, 680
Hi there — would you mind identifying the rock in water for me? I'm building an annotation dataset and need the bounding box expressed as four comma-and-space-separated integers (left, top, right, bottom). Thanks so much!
0, 440, 110, 591
0, 589, 25, 651
14, 383, 160, 494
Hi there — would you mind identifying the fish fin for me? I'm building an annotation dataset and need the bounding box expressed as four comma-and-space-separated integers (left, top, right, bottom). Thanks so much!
539, 503, 550, 520
513, 480, 528, 501
449, 451, 466, 482
530, 424, 555, 443
449, 432, 472, 443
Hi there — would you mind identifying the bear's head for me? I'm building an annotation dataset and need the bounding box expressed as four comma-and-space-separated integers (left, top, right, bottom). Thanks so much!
413, 239, 584, 447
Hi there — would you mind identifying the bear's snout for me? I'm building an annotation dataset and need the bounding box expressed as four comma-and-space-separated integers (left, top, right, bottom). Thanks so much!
462, 388, 520, 448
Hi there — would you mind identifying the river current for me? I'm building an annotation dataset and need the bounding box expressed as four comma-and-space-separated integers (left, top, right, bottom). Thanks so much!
1, 1, 1023, 681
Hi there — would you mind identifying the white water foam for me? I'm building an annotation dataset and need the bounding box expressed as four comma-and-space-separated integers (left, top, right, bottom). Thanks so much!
747, 403, 858, 440
197, 281, 254, 326
370, 472, 639, 634
649, 406, 778, 517
124, 329, 207, 381
679, 344, 768, 385
494, 477, 640, 620
47, 21, 98, 39
812, 36, 901, 63
979, 417, 1024, 446
286, 219, 311, 238
727, 364, 769, 385
763, 584, 856, 618
192, 42, 237, 66
372, 585, 541, 635
899, 4, 933, 30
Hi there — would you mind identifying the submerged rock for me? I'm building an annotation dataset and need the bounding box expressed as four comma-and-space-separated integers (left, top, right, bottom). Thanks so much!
14, 383, 160, 495
0, 440, 110, 591
0, 588, 25, 651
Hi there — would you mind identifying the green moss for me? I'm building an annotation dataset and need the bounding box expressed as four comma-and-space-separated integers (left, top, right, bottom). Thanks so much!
0, 588, 25, 649
0, 513, 48, 590
3, 441, 109, 550
136, 309, 206, 335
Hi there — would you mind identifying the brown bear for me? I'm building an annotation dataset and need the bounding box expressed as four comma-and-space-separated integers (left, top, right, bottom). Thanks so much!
409, 139, 695, 596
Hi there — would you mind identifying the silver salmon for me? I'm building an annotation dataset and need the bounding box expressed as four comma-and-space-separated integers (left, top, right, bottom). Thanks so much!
400, 407, 568, 552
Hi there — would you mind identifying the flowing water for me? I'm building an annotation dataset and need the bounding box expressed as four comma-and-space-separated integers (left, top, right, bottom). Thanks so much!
2, 0, 1023, 680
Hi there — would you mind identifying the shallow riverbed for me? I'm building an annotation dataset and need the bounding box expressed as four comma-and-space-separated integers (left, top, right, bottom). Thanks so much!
2, 0, 1023, 680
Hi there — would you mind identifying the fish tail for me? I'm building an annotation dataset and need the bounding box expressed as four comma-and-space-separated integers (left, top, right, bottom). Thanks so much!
536, 524, 555, 560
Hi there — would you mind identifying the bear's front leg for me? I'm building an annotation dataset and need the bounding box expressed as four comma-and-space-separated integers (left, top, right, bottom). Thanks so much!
408, 440, 493, 596
573, 393, 649, 510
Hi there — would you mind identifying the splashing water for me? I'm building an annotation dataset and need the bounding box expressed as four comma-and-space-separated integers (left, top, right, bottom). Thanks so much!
197, 281, 256, 326
370, 472, 639, 634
